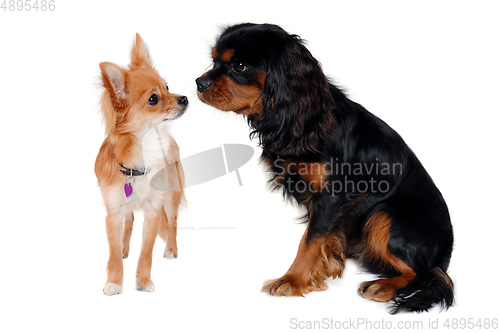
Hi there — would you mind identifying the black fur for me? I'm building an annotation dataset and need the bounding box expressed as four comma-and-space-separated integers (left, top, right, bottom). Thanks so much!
198, 23, 454, 313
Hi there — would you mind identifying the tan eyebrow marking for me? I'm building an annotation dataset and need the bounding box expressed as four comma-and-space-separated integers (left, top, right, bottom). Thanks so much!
221, 48, 235, 62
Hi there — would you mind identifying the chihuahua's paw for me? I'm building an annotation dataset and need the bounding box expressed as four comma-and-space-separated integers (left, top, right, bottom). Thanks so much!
103, 282, 123, 296
136, 278, 155, 293
164, 246, 178, 259
122, 246, 129, 259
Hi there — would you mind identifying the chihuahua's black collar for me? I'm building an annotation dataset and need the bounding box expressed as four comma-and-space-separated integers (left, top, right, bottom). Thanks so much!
118, 163, 151, 176
112, 152, 151, 176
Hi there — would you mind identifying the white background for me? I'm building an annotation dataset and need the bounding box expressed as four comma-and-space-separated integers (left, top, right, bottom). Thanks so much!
1, 0, 499, 332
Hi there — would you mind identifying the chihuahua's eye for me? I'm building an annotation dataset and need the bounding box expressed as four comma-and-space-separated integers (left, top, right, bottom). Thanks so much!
232, 60, 247, 73
165, 84, 169, 90
148, 94, 159, 105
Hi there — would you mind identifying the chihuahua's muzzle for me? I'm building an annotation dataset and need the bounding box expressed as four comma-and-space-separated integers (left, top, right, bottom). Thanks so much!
167, 96, 189, 121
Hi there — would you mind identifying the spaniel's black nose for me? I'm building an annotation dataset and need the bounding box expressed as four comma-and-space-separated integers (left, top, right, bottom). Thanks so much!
196, 77, 211, 93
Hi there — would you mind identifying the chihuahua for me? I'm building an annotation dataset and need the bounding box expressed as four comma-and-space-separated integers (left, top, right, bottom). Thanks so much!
95, 34, 188, 295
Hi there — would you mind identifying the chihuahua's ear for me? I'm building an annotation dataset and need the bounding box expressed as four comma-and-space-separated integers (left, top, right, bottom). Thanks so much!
100, 62, 129, 106
130, 33, 154, 69
99, 62, 129, 133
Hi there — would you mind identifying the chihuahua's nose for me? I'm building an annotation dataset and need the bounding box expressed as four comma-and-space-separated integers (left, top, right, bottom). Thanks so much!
177, 96, 189, 107
196, 77, 211, 93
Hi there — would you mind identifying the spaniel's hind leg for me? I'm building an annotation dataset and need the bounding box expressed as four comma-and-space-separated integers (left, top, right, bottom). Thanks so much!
359, 272, 416, 302
358, 210, 453, 313
357, 212, 420, 310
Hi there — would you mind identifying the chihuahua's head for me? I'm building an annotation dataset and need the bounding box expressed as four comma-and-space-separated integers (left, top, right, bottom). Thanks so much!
99, 33, 188, 136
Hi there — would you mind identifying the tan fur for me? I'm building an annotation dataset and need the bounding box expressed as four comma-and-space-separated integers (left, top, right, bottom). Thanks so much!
122, 213, 134, 258
221, 48, 235, 62
262, 224, 346, 297
211, 47, 218, 60
363, 213, 409, 273
197, 70, 266, 115
359, 271, 416, 302
358, 212, 417, 302
95, 34, 187, 295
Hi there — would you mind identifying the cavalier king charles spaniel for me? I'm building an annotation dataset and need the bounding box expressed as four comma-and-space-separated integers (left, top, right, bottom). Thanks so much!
196, 23, 453, 314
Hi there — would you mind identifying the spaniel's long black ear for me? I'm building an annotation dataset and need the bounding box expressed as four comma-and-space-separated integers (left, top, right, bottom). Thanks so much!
254, 35, 337, 157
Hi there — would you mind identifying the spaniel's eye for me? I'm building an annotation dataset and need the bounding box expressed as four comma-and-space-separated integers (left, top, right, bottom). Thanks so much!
232, 60, 247, 73
148, 94, 159, 105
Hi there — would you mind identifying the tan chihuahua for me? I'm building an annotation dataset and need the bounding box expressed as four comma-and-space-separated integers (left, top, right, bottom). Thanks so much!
95, 34, 187, 295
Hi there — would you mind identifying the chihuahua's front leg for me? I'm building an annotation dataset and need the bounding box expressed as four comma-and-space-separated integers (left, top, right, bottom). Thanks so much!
136, 208, 161, 292
103, 213, 124, 296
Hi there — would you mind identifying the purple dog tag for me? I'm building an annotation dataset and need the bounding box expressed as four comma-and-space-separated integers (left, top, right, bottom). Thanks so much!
124, 182, 135, 202
124, 183, 133, 197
